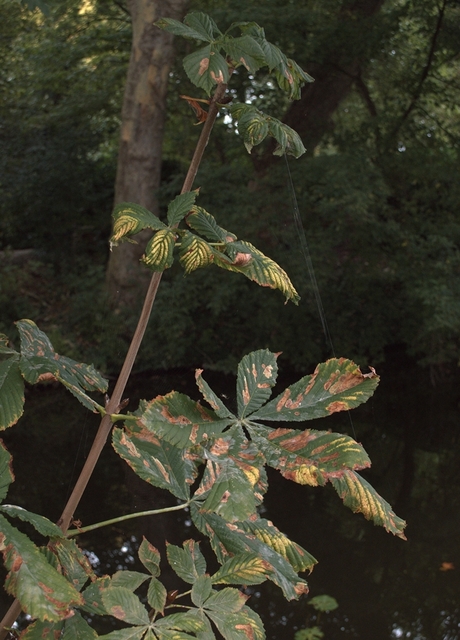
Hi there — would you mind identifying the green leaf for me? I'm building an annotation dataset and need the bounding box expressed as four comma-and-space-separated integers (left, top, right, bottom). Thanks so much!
80, 577, 111, 615
186, 207, 235, 243
47, 538, 94, 594
203, 586, 247, 614
214, 240, 300, 304
0, 441, 13, 502
183, 46, 229, 95
154, 611, 207, 634
167, 539, 207, 584
206, 605, 264, 640
138, 537, 161, 577
101, 586, 150, 625
191, 574, 213, 607
16, 320, 108, 412
237, 108, 269, 154
19, 619, 64, 639
236, 350, 278, 418
156, 17, 214, 43
267, 119, 306, 158
308, 595, 339, 612
211, 553, 270, 586
147, 576, 167, 614
274, 57, 314, 100
167, 191, 200, 227
99, 629, 146, 640
110, 202, 167, 247
179, 231, 215, 275
197, 457, 257, 522
0, 356, 25, 430
331, 470, 407, 538
61, 611, 99, 640
251, 358, 379, 422
247, 424, 370, 487
112, 427, 196, 501
1, 505, 64, 538
0, 514, 82, 621
142, 229, 176, 271
112, 570, 150, 591
139, 391, 232, 449
221, 35, 265, 72
191, 507, 309, 601
184, 12, 221, 42
195, 369, 235, 419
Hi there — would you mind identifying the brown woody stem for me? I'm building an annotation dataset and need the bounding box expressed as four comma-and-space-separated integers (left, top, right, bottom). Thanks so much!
0, 82, 228, 640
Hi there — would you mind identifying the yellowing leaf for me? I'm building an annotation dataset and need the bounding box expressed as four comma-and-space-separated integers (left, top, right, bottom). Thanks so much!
179, 232, 215, 274
211, 553, 271, 585
110, 202, 167, 247
142, 229, 176, 271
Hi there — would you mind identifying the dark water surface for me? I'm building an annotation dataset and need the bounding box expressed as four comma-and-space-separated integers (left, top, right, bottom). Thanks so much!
1, 353, 459, 639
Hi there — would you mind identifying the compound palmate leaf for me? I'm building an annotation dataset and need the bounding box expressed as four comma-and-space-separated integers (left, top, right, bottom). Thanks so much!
251, 357, 378, 421
0, 514, 82, 621
331, 469, 407, 539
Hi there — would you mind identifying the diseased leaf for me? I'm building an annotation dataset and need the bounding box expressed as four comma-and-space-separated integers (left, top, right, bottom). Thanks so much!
19, 619, 64, 639
142, 229, 176, 271
267, 119, 306, 158
61, 611, 99, 639
247, 424, 370, 487
112, 427, 196, 501
110, 202, 167, 247
138, 537, 161, 577
195, 369, 235, 419
0, 514, 82, 621
139, 391, 232, 448
167, 539, 207, 584
331, 470, 407, 539
191, 507, 309, 601
236, 518, 317, 573
206, 605, 264, 640
0, 440, 13, 502
167, 191, 200, 227
16, 320, 108, 412
191, 574, 213, 607
47, 538, 94, 593
238, 108, 269, 154
211, 553, 270, 586
0, 356, 25, 430
221, 35, 265, 72
183, 46, 229, 95
274, 57, 314, 100
214, 240, 300, 304
186, 206, 235, 243
1, 505, 64, 539
154, 611, 207, 634
179, 231, 215, 274
203, 586, 247, 613
80, 576, 111, 616
197, 457, 257, 522
236, 349, 278, 418
251, 358, 379, 422
147, 576, 167, 614
101, 586, 150, 625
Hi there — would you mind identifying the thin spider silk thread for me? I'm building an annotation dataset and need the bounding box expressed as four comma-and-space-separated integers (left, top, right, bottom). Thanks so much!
284, 154, 357, 438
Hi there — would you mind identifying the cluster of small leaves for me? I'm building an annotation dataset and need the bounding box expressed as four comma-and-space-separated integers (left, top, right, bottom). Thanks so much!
156, 12, 310, 158
109, 191, 300, 304
0, 320, 108, 430
156, 12, 313, 99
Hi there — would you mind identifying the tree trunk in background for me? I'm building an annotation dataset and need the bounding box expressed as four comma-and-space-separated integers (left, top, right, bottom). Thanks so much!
107, 0, 188, 308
